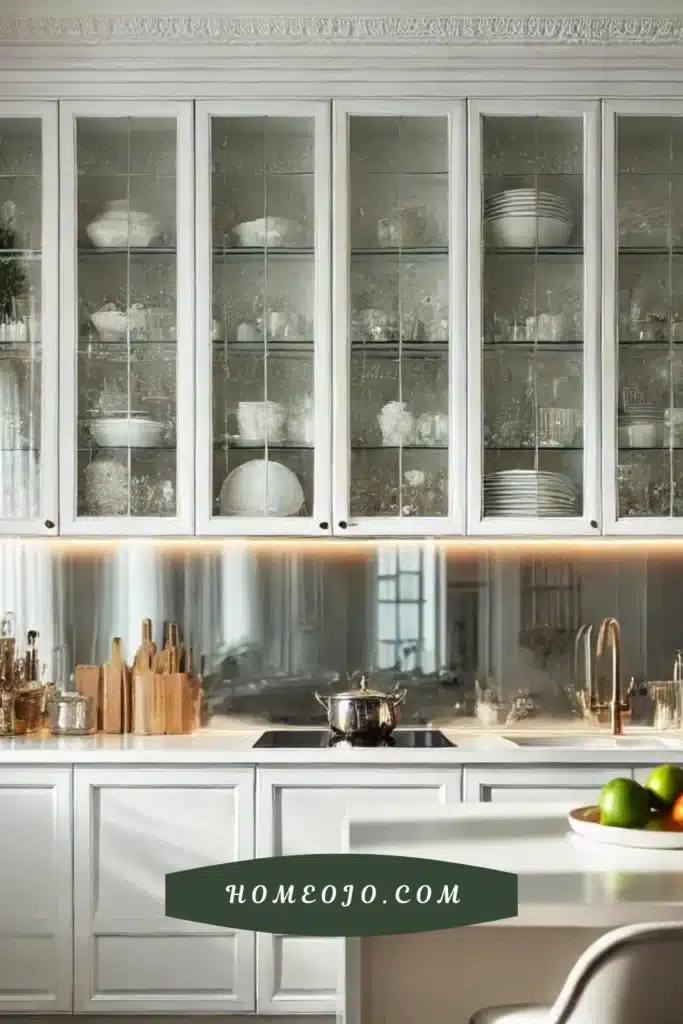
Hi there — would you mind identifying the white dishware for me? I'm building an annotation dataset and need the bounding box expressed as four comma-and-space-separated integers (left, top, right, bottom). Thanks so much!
538, 407, 579, 447
219, 459, 305, 516
233, 217, 303, 247
287, 398, 314, 447
486, 214, 573, 248
236, 322, 259, 342
568, 806, 683, 849
90, 417, 165, 449
86, 200, 161, 249
237, 401, 287, 442
483, 469, 578, 517
378, 401, 415, 446
91, 305, 146, 342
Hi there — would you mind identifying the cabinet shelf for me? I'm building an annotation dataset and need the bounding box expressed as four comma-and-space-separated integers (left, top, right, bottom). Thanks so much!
212, 246, 313, 257
351, 342, 447, 357
485, 246, 584, 256
484, 341, 582, 352
619, 247, 683, 256
77, 247, 176, 256
485, 445, 583, 452
0, 249, 41, 259
351, 444, 448, 451
351, 246, 448, 257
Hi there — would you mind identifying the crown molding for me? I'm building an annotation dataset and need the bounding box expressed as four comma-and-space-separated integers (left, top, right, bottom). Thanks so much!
2, 15, 683, 46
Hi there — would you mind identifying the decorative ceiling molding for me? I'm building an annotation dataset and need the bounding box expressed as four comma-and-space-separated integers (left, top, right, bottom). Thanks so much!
2, 15, 683, 46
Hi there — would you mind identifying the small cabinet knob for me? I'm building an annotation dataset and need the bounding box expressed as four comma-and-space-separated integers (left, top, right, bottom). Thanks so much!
44, 519, 55, 530
319, 521, 329, 531
338, 520, 348, 529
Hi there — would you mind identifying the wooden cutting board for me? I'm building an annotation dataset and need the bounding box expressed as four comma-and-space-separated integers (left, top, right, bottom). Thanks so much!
132, 619, 156, 735
102, 638, 125, 734
75, 665, 102, 731
164, 646, 186, 735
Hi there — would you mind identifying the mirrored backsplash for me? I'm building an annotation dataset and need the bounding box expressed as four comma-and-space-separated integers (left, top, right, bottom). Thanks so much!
3, 540, 683, 728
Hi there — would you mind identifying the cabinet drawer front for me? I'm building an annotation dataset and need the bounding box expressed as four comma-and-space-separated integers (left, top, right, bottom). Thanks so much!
0, 767, 72, 1013
463, 767, 617, 805
256, 767, 461, 1013
74, 767, 255, 1013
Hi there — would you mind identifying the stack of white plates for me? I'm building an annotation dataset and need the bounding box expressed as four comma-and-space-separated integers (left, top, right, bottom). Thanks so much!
484, 189, 574, 248
484, 470, 579, 517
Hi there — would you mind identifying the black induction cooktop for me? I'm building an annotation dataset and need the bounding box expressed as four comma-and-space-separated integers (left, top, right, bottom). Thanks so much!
252, 729, 455, 748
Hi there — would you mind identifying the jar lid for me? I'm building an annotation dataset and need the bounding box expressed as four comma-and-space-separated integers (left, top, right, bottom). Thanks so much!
329, 675, 395, 701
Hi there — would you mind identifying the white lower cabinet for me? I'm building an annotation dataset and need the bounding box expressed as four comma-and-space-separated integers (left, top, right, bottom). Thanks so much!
463, 767, 619, 804
0, 766, 72, 1013
255, 766, 462, 1014
73, 766, 255, 1014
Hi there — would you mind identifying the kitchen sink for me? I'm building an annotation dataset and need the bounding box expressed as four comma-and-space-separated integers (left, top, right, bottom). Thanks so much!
503, 735, 683, 749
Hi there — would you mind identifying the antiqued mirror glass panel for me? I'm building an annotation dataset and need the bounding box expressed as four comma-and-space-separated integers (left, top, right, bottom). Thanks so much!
209, 116, 315, 519
348, 116, 449, 519
75, 117, 178, 518
616, 116, 683, 518
481, 115, 584, 520
0, 118, 43, 520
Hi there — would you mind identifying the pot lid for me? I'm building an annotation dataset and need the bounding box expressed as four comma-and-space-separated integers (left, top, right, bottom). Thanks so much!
329, 675, 397, 700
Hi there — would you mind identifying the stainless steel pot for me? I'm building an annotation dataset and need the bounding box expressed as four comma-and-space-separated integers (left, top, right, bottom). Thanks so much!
315, 675, 407, 739
47, 692, 94, 736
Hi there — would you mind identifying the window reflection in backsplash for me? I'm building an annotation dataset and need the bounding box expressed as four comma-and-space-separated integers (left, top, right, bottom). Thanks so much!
2, 540, 683, 727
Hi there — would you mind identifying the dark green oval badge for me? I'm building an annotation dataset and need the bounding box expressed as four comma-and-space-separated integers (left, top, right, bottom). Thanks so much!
165, 854, 517, 936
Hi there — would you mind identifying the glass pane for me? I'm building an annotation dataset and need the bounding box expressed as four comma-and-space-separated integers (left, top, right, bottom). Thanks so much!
0, 117, 42, 519
75, 117, 177, 518
616, 116, 683, 519
481, 115, 584, 520
348, 116, 449, 519
210, 117, 314, 518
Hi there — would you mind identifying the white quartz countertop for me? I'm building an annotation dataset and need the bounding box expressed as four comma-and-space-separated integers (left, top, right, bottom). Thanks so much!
344, 802, 683, 927
0, 726, 682, 763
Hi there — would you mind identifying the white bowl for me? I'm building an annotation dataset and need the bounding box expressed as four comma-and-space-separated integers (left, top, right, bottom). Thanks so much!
486, 214, 573, 248
86, 206, 161, 249
233, 217, 303, 247
219, 459, 304, 517
90, 417, 165, 449
91, 307, 146, 342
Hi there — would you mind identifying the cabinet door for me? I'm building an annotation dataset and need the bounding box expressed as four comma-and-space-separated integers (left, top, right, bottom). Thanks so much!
256, 766, 461, 1014
603, 102, 683, 534
0, 103, 58, 535
195, 101, 331, 536
463, 767, 616, 804
73, 767, 255, 1014
0, 766, 72, 1012
468, 100, 600, 536
59, 101, 194, 535
332, 101, 466, 537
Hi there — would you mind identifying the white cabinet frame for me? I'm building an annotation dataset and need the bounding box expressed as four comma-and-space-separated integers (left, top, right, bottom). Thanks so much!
195, 100, 332, 537
0, 102, 59, 536
332, 99, 467, 537
602, 99, 683, 536
59, 100, 195, 536
73, 766, 255, 1014
467, 99, 601, 536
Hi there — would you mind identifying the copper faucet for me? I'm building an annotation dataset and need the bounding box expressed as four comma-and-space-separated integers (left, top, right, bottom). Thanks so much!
594, 617, 628, 736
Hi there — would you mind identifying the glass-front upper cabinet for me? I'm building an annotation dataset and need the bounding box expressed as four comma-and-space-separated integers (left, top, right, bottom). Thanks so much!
195, 102, 330, 535
59, 102, 193, 535
603, 102, 683, 534
333, 102, 466, 537
468, 102, 600, 536
0, 104, 58, 535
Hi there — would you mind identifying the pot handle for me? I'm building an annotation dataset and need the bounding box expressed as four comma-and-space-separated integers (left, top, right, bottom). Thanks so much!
315, 692, 330, 712
392, 688, 407, 707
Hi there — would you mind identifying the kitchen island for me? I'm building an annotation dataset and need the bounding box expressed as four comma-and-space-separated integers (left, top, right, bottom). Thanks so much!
341, 803, 683, 1024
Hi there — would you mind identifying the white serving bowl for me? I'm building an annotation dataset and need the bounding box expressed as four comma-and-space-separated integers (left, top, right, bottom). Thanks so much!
486, 214, 573, 248
86, 202, 161, 249
91, 307, 146, 342
232, 217, 303, 247
219, 459, 304, 517
90, 417, 165, 449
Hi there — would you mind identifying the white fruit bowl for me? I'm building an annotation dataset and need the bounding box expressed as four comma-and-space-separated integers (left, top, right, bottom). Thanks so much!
91, 307, 146, 342
219, 459, 304, 517
486, 214, 573, 248
90, 417, 165, 449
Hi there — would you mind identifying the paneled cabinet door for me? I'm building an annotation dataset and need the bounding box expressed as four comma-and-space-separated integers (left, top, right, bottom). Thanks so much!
467, 100, 600, 536
59, 101, 194, 535
603, 101, 683, 534
0, 103, 58, 535
463, 767, 617, 804
195, 101, 331, 536
0, 766, 72, 1013
332, 101, 466, 537
256, 766, 461, 1014
73, 767, 255, 1014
